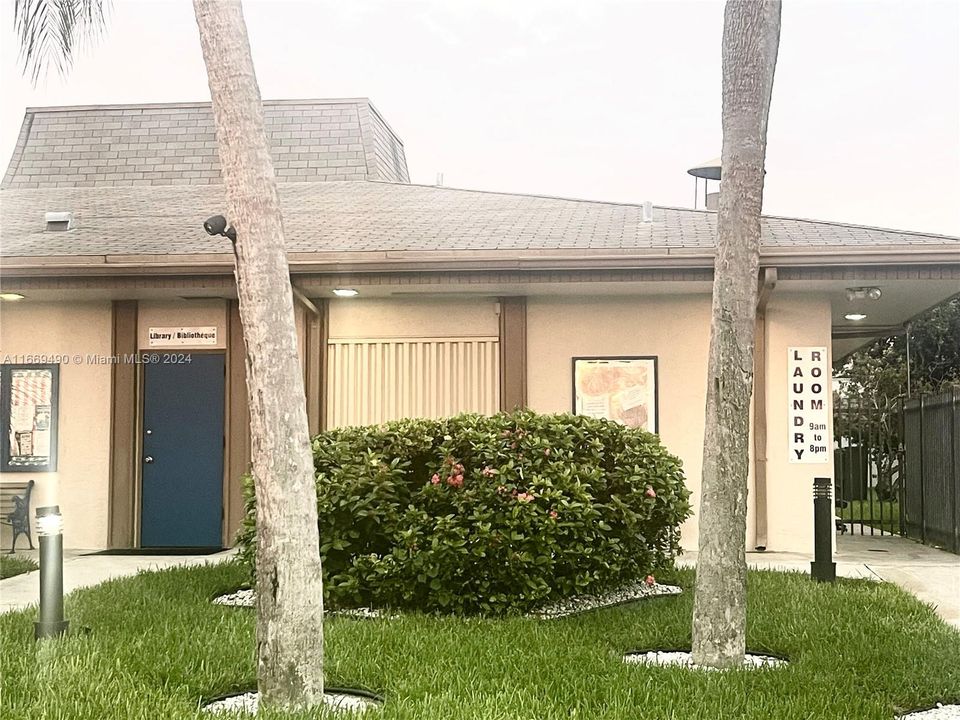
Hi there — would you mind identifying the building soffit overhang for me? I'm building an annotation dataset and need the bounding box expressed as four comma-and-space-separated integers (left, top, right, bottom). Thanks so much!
0, 244, 958, 278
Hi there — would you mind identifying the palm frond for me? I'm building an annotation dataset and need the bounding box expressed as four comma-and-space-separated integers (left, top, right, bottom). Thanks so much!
13, 0, 109, 85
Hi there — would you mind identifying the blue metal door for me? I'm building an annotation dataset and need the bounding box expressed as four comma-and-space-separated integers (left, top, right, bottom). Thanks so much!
141, 354, 224, 547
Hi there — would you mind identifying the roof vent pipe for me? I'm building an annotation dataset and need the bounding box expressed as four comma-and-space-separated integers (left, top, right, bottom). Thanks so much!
641, 201, 653, 223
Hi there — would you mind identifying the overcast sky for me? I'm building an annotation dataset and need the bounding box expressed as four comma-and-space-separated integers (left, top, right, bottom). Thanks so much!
1, 0, 958, 235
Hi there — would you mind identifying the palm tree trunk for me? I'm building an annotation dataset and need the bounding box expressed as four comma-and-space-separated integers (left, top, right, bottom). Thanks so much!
691, 0, 781, 669
193, 0, 324, 707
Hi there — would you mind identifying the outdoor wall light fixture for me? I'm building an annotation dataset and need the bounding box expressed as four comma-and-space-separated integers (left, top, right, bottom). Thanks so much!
34, 506, 69, 639
0, 292, 25, 301
203, 215, 237, 243
333, 288, 359, 297
845, 286, 882, 301
844, 313, 868, 321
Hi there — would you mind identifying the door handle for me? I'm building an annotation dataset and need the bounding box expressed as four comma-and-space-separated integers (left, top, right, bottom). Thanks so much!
144, 456, 154, 464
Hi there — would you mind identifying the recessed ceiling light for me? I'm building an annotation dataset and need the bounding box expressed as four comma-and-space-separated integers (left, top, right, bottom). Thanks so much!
332, 288, 359, 298
0, 292, 25, 301
844, 313, 867, 321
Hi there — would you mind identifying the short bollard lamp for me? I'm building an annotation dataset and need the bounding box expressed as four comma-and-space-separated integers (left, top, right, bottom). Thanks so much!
35, 505, 69, 639
811, 478, 837, 582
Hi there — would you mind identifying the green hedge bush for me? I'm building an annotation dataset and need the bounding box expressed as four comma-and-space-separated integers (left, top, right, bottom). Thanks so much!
236, 411, 691, 615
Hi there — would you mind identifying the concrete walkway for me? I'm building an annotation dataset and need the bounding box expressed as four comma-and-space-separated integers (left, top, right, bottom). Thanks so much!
0, 548, 236, 614
680, 533, 960, 629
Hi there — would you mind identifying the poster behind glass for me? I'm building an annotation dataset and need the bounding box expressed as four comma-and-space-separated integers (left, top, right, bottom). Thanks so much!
1, 365, 59, 472
572, 356, 658, 433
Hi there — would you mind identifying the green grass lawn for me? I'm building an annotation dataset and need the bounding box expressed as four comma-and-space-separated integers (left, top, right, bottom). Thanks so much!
0, 554, 38, 579
1, 562, 958, 719
840, 490, 901, 535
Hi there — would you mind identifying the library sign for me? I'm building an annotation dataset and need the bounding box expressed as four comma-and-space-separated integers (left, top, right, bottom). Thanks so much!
148, 326, 218, 347
788, 347, 829, 464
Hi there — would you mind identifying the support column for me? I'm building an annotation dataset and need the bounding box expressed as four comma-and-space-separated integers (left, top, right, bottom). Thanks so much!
303, 298, 328, 435
499, 297, 528, 411
224, 300, 251, 546
753, 268, 777, 550
108, 300, 138, 548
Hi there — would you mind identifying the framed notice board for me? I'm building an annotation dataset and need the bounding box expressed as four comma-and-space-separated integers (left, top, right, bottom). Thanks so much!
1, 364, 59, 472
572, 356, 659, 433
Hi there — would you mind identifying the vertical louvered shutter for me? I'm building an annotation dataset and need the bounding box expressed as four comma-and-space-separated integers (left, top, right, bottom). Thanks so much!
327, 337, 500, 428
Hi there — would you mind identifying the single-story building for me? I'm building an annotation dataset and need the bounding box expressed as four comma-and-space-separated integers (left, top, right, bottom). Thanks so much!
1, 98, 957, 553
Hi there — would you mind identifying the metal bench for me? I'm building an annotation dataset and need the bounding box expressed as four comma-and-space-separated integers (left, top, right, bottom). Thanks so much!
1, 480, 35, 553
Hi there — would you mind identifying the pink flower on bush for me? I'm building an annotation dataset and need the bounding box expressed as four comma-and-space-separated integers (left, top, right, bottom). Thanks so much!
645, 575, 656, 587
516, 492, 534, 503
431, 474, 441, 485
482, 466, 496, 478
447, 474, 464, 488
544, 448, 551, 457
549, 510, 558, 520
645, 486, 657, 498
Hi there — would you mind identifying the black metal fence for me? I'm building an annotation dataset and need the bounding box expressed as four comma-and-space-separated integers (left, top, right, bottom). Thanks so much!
833, 395, 904, 537
902, 388, 960, 554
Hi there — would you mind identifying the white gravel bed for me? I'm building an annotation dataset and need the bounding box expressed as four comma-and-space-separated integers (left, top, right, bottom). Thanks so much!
899, 705, 960, 719
213, 589, 394, 619
624, 650, 786, 670
533, 581, 682, 619
204, 690, 380, 715
214, 580, 681, 620
213, 589, 255, 607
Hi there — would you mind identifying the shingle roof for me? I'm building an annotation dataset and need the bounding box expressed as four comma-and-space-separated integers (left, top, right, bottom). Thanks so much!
1, 181, 957, 265
2, 99, 409, 189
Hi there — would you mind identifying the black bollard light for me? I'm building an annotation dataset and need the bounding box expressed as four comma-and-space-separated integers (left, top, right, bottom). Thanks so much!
811, 478, 836, 582
34, 505, 69, 639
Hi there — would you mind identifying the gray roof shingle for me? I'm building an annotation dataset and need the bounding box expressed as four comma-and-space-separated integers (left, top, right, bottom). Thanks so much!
1, 181, 957, 261
2, 99, 409, 189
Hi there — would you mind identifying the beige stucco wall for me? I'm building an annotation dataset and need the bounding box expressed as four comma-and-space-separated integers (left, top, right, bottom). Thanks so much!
0, 292, 832, 554
328, 297, 500, 339
526, 293, 832, 554
762, 293, 834, 553
526, 295, 713, 549
138, 300, 227, 350
0, 302, 113, 549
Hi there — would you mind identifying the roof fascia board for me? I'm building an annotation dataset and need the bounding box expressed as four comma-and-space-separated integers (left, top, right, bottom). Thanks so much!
1, 247, 958, 277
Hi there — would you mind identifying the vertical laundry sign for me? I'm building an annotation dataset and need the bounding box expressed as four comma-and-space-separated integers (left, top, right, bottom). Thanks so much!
788, 347, 829, 464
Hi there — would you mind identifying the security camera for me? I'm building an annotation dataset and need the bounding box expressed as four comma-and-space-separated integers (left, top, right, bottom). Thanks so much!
203, 215, 237, 243
204, 215, 227, 236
